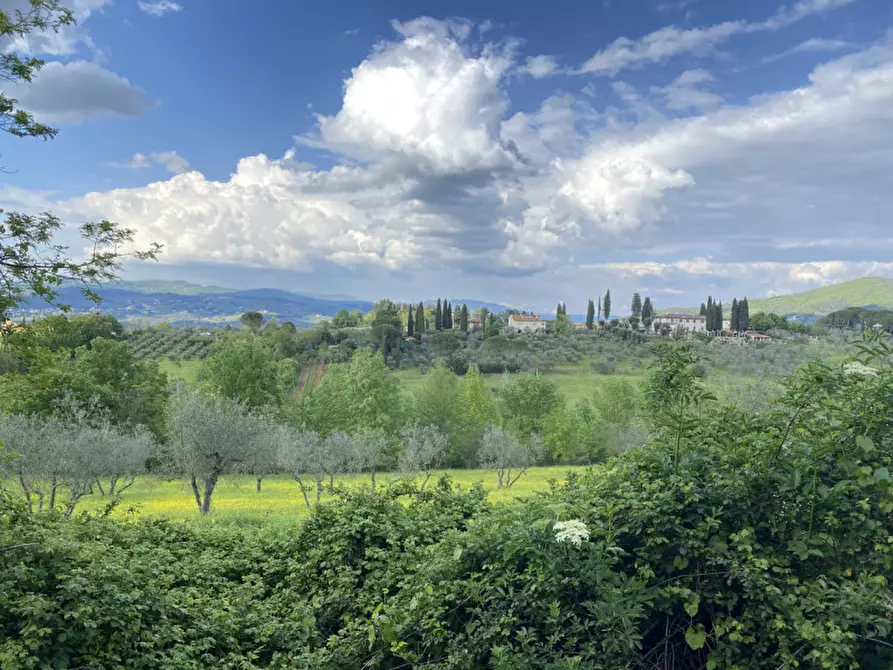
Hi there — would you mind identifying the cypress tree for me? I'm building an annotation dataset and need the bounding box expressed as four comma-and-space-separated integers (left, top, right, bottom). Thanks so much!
699, 302, 707, 316
731, 298, 739, 333
603, 290, 612, 321
740, 298, 750, 331
416, 302, 425, 336
407, 308, 414, 337
443, 300, 450, 329
448, 302, 454, 328
460, 304, 469, 332
586, 299, 595, 329
597, 296, 602, 322
556, 302, 563, 318
706, 297, 714, 331
631, 292, 642, 318
435, 298, 442, 331
714, 301, 723, 333
642, 297, 653, 328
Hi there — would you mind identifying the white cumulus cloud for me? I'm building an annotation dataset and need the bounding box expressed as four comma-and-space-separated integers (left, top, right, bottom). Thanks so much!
112, 151, 190, 174
306, 17, 519, 174
138, 1, 182, 17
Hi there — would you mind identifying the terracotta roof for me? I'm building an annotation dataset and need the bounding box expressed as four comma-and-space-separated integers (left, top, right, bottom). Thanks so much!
509, 314, 542, 322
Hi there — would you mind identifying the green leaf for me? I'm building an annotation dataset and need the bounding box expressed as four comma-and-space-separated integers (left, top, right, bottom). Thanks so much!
673, 555, 689, 570
685, 626, 707, 650
856, 435, 874, 454
873, 467, 890, 483
684, 598, 699, 618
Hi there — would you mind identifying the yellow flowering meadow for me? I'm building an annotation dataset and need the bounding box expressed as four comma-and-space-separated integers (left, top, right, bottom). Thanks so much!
73, 466, 587, 523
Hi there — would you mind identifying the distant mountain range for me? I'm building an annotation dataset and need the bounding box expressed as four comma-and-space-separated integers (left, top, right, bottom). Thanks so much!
659, 277, 893, 320
11, 281, 512, 328
14, 281, 376, 328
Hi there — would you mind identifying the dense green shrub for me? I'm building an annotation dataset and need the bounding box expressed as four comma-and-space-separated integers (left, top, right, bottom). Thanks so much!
3, 341, 893, 668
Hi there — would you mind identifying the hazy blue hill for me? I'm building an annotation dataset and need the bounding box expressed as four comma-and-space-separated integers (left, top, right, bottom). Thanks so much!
114, 280, 235, 295
15, 284, 375, 327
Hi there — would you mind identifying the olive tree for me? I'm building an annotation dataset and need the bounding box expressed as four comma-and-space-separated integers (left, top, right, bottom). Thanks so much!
277, 428, 353, 505
477, 425, 543, 488
0, 408, 151, 517
93, 425, 154, 497
276, 427, 324, 507
323, 432, 353, 493
352, 428, 392, 489
398, 424, 448, 491
242, 413, 280, 493
0, 413, 60, 512
167, 385, 274, 514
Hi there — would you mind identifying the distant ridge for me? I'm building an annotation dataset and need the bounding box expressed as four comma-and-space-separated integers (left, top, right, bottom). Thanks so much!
115, 280, 234, 295
659, 277, 893, 318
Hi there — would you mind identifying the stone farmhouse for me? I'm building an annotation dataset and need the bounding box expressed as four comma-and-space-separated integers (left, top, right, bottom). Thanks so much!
653, 313, 707, 333
508, 314, 546, 334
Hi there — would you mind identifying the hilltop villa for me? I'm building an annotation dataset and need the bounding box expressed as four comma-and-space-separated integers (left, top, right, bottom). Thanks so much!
508, 314, 546, 334
652, 313, 707, 333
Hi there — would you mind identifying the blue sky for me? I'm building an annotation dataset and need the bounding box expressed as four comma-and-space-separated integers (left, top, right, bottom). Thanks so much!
2, 0, 893, 312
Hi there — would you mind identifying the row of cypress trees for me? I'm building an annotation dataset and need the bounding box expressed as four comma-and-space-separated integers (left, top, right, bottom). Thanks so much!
406, 300, 470, 337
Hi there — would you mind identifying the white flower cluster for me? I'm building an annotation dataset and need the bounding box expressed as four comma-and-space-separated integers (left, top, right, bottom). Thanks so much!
553, 519, 590, 547
843, 362, 879, 379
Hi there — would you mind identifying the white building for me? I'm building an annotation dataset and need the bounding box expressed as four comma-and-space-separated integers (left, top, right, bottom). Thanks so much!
653, 313, 707, 333
508, 314, 546, 334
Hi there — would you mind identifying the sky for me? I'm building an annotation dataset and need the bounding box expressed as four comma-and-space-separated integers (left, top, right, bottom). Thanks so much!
2, 0, 893, 313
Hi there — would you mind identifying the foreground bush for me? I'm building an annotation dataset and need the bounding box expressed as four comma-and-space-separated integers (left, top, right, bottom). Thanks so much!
2, 347, 893, 668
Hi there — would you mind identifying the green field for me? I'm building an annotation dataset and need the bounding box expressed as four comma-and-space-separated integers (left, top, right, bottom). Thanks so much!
396, 364, 643, 406
72, 467, 584, 523
157, 357, 203, 383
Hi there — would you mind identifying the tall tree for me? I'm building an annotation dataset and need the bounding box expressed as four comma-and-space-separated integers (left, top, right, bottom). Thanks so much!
416, 302, 425, 337
240, 311, 264, 334
199, 338, 282, 410
480, 307, 490, 338
706, 297, 714, 331
459, 303, 469, 332
407, 308, 414, 338
740, 298, 750, 331
699, 303, 707, 316
0, 1, 160, 326
603, 290, 612, 321
371, 299, 402, 359
435, 298, 442, 331
642, 297, 654, 329
556, 302, 563, 319
586, 299, 595, 330
445, 301, 452, 329
597, 296, 602, 322
714, 301, 723, 333
631, 293, 642, 318
730, 298, 739, 333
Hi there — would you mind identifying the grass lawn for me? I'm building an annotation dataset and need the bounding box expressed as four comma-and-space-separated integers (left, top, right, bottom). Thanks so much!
396, 367, 643, 407
156, 358, 202, 383
71, 467, 585, 524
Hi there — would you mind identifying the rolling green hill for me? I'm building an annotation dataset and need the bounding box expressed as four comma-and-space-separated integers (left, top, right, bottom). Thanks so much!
661, 277, 893, 317
747, 278, 893, 315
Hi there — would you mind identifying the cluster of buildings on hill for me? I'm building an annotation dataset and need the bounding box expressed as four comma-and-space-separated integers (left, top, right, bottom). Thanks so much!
506, 313, 771, 341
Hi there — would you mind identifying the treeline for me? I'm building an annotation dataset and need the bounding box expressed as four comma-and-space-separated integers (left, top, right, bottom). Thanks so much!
3, 336, 892, 668
0, 314, 646, 517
